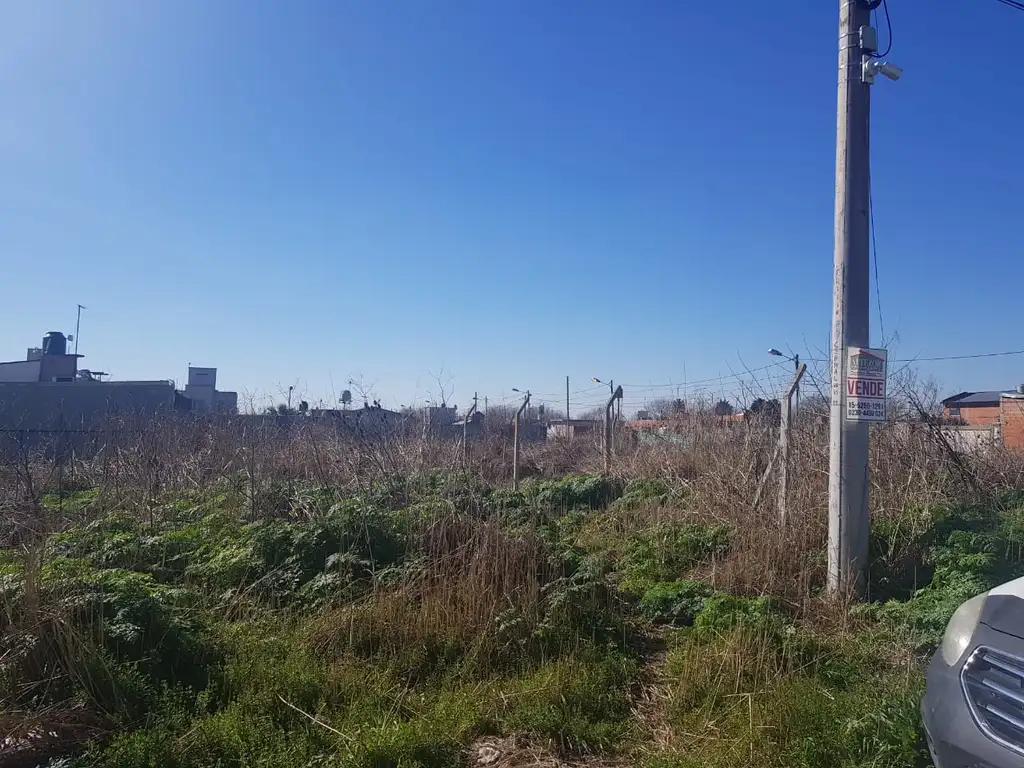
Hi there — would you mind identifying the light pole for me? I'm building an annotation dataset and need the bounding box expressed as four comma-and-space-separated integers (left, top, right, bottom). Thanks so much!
288, 385, 294, 412
463, 392, 478, 463
768, 349, 800, 414
74, 304, 86, 357
592, 377, 618, 421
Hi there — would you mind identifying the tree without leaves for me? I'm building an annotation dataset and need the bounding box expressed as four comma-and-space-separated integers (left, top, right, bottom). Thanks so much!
641, 398, 687, 420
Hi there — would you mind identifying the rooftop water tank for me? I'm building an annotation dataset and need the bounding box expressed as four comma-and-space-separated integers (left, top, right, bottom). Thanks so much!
42, 331, 67, 356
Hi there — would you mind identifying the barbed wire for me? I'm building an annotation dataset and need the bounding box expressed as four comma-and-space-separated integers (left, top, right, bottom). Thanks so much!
470, 345, 1023, 417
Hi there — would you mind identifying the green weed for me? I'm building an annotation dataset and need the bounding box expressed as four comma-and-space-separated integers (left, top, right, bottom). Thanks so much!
869, 496, 1024, 649
637, 580, 713, 624
656, 623, 929, 768
621, 521, 732, 592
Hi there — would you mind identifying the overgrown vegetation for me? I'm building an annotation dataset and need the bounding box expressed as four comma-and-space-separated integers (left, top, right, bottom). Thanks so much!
1, 412, 1022, 766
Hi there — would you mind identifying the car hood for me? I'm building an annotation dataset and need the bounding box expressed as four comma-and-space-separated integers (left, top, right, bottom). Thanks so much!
981, 576, 1024, 640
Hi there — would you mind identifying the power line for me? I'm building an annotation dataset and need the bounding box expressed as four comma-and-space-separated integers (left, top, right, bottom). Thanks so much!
527, 385, 607, 399
621, 360, 788, 390
993, 0, 1024, 12
802, 348, 1024, 364
866, 0, 889, 344
894, 349, 1024, 362
490, 348, 1024, 414
869, 182, 885, 345
872, 0, 893, 57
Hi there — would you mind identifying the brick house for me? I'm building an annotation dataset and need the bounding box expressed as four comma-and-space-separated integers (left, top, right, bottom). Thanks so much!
1002, 389, 1024, 451
942, 387, 1024, 451
941, 391, 1003, 426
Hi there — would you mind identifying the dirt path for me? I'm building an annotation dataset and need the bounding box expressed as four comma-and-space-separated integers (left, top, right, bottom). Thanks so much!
629, 628, 673, 761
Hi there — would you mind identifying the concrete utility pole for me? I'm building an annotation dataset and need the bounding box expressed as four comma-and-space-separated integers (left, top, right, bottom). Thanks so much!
828, 0, 901, 595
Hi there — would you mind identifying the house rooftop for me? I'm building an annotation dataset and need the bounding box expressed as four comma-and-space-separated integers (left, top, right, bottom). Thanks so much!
942, 391, 1011, 407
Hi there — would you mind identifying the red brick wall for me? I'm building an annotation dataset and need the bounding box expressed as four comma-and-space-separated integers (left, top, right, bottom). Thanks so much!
1001, 396, 1024, 452
946, 404, 1001, 427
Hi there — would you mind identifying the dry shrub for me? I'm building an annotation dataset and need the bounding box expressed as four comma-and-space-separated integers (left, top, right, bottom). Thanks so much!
3, 389, 1023, 623
307, 514, 612, 678
0, 551, 119, 765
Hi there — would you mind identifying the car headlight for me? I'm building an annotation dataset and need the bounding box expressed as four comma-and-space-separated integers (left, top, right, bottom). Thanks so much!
940, 592, 988, 667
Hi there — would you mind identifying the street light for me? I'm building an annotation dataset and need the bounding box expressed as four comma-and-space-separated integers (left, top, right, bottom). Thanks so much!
768, 348, 800, 412
511, 388, 531, 412
768, 348, 799, 370
592, 377, 618, 420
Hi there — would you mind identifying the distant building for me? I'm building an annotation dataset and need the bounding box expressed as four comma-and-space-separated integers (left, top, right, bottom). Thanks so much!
941, 391, 1004, 426
453, 411, 486, 440
0, 332, 80, 383
941, 387, 1024, 452
310, 405, 404, 437
182, 367, 237, 412
623, 419, 686, 445
546, 419, 601, 439
424, 405, 459, 437
0, 380, 181, 431
0, 331, 237, 444
0, 331, 182, 435
1001, 388, 1024, 452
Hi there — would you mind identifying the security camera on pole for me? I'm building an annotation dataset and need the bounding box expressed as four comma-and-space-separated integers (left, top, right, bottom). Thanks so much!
827, 0, 901, 596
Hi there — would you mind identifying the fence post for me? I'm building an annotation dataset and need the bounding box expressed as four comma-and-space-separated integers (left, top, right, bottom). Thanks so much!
512, 391, 531, 490
603, 386, 623, 473
462, 392, 478, 465
778, 364, 807, 529
513, 415, 519, 489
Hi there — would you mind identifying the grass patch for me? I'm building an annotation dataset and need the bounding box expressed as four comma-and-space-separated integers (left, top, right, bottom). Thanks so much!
868, 494, 1024, 649
652, 623, 928, 768
620, 521, 732, 592
11, 472, 1010, 767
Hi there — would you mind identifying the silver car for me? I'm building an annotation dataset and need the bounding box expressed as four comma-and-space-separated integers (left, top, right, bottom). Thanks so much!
922, 577, 1024, 767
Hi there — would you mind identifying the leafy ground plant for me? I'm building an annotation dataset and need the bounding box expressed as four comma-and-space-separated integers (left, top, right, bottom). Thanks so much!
2, 469, 989, 768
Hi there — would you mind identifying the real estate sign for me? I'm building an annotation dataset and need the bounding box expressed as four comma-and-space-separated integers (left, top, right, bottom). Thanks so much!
845, 347, 887, 422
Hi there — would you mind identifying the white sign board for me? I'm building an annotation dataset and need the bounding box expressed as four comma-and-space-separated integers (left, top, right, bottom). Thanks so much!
845, 347, 887, 422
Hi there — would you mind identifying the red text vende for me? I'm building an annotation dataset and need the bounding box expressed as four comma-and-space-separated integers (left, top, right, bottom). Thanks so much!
847, 378, 885, 398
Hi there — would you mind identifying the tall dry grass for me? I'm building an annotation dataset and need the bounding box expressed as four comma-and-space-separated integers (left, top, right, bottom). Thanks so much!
2, 403, 1022, 612
3, 399, 1022, 766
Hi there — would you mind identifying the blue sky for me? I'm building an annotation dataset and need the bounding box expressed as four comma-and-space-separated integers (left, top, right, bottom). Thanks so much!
2, 1, 1021, 414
